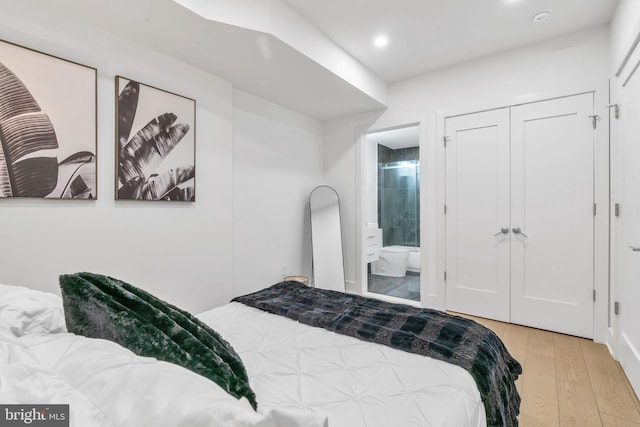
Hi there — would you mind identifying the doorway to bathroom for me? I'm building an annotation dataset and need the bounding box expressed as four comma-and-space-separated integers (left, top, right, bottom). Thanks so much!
364, 125, 421, 302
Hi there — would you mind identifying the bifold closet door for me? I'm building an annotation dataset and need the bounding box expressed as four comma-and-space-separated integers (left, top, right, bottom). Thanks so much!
445, 108, 511, 322
510, 93, 595, 338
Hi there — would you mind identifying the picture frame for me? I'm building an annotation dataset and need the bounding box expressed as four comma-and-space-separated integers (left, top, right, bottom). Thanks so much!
0, 39, 97, 199
115, 76, 196, 202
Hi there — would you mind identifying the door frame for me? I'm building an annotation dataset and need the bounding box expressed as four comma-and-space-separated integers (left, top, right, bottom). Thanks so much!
356, 122, 425, 308
435, 87, 610, 343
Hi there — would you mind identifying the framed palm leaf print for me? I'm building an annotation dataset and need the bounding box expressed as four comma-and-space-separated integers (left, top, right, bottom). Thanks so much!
0, 39, 97, 199
115, 76, 196, 202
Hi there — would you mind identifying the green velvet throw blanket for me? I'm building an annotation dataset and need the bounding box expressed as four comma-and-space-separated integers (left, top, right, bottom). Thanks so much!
60, 272, 257, 409
234, 281, 522, 426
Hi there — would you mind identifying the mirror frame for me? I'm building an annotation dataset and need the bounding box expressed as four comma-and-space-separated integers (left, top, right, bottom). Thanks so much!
309, 185, 346, 292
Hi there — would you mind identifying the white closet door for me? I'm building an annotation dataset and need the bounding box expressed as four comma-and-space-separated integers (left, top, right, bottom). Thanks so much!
510, 93, 594, 338
445, 108, 511, 322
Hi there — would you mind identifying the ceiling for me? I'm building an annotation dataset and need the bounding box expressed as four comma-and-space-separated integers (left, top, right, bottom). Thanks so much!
367, 125, 420, 150
2, 0, 620, 121
282, 0, 619, 82
1, 0, 386, 121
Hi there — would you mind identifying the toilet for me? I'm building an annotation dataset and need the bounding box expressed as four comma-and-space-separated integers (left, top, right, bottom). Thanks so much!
372, 246, 410, 277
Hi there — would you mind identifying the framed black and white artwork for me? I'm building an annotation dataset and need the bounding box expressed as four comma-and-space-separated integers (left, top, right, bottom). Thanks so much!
0, 39, 97, 199
115, 76, 196, 202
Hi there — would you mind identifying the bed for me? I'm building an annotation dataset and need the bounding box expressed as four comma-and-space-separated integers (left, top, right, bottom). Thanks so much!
0, 274, 521, 427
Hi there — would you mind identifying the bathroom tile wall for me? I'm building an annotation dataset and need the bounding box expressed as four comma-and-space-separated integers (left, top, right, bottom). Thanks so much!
378, 145, 419, 163
377, 144, 420, 247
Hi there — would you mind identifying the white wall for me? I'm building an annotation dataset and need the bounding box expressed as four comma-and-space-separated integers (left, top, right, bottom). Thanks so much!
0, 8, 323, 313
375, 26, 610, 129
323, 111, 383, 291
232, 89, 323, 296
326, 26, 610, 304
0, 13, 233, 314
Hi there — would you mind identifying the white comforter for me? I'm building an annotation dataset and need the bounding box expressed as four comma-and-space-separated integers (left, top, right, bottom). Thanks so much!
198, 302, 487, 427
0, 284, 326, 427
0, 283, 485, 426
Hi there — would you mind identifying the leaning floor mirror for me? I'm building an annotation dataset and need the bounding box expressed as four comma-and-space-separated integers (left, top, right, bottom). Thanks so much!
309, 186, 346, 292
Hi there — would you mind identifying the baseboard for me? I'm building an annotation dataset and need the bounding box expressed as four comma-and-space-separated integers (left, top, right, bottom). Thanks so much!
606, 327, 617, 357
345, 280, 360, 295
620, 332, 640, 401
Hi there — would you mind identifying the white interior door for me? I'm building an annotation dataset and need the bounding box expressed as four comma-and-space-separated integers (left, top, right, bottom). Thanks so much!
445, 108, 511, 322
510, 93, 595, 338
618, 65, 640, 395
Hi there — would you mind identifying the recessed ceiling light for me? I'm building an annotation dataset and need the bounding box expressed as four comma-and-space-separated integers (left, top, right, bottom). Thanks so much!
532, 10, 552, 22
374, 35, 388, 48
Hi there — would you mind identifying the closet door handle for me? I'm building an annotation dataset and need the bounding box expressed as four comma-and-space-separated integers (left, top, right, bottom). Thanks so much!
494, 227, 510, 236
630, 245, 640, 252
512, 227, 528, 238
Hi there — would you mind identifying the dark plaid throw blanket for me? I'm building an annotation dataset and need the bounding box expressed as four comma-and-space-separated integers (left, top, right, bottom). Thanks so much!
233, 281, 522, 427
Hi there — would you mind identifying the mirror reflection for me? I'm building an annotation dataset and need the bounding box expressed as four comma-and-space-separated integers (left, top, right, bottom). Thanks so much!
365, 125, 421, 302
310, 185, 345, 292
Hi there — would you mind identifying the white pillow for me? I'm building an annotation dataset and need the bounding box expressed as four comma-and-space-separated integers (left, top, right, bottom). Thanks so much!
0, 284, 66, 337
0, 331, 115, 427
20, 332, 327, 427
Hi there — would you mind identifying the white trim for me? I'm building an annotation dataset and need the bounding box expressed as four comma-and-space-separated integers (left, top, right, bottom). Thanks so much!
435, 89, 599, 120
615, 16, 640, 78
355, 126, 368, 298
422, 115, 446, 310
592, 85, 611, 345
366, 122, 421, 135
608, 78, 622, 358
359, 122, 426, 305
431, 112, 447, 311
615, 31, 640, 78
621, 50, 640, 87
607, 327, 617, 356
345, 280, 360, 294
619, 332, 640, 400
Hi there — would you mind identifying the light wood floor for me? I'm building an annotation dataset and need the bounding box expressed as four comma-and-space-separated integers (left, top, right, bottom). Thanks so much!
450, 313, 640, 427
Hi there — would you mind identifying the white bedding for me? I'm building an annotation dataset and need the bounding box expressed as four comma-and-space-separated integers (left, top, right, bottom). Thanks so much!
1, 283, 486, 427
0, 284, 327, 427
198, 302, 487, 427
